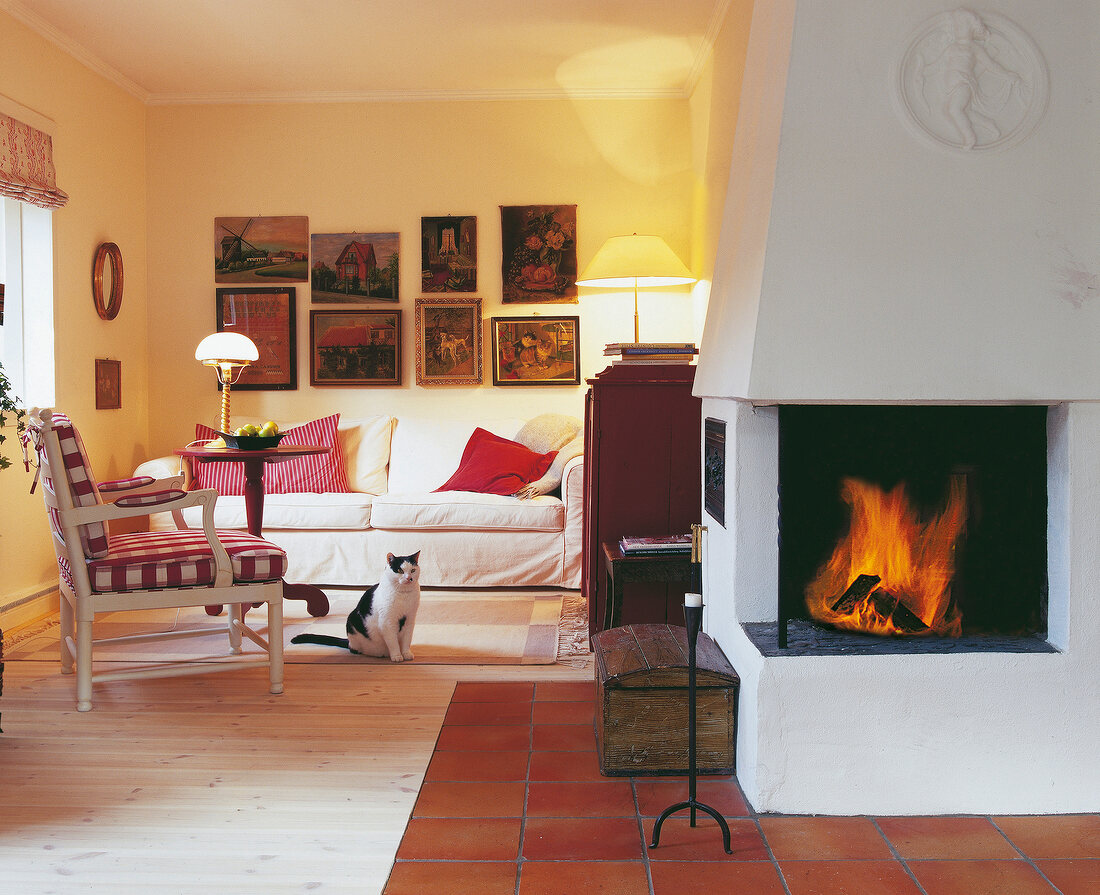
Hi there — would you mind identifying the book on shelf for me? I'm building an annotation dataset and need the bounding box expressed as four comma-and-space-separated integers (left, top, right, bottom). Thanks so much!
619, 534, 692, 555
605, 342, 697, 355
612, 356, 695, 365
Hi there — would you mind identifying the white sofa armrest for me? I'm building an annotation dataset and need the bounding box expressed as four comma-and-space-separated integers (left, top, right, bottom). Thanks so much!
561, 454, 585, 588
135, 455, 187, 483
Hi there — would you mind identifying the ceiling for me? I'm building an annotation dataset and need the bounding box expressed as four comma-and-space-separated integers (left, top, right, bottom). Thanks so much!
4, 0, 732, 104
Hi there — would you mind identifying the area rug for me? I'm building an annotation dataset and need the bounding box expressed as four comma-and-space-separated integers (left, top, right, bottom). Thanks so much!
4, 589, 590, 666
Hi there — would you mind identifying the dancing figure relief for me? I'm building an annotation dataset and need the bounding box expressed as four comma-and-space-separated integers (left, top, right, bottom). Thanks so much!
899, 9, 1046, 153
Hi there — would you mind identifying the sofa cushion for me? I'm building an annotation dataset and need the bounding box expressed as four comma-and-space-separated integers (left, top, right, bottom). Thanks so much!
370, 491, 564, 532
435, 427, 557, 496
338, 415, 395, 494
193, 414, 351, 494
177, 492, 375, 531
387, 417, 525, 493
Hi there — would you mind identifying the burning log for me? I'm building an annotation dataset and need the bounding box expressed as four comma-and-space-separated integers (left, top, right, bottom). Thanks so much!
830, 574, 881, 614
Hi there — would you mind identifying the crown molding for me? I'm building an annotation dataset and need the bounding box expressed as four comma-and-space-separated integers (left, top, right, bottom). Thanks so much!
146, 86, 690, 106
684, 0, 735, 96
1, 0, 150, 103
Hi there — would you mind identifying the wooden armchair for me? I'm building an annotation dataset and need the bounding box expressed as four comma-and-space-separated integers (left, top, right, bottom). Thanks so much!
23, 409, 286, 711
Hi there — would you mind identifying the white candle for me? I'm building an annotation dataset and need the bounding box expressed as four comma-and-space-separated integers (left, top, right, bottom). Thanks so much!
685, 592, 702, 607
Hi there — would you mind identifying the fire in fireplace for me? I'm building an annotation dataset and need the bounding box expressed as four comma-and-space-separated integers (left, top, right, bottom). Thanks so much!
804, 474, 967, 637
778, 405, 1048, 643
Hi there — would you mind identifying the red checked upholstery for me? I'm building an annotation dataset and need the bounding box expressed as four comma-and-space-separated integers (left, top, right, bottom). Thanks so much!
86, 529, 287, 593
39, 413, 111, 558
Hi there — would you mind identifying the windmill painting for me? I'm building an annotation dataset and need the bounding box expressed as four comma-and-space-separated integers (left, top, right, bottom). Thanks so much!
214, 215, 309, 283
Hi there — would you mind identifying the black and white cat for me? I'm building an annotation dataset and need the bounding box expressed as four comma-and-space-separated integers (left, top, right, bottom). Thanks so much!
291, 551, 421, 662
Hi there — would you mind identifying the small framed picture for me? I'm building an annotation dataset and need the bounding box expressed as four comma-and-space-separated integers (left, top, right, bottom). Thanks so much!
309, 310, 402, 386
216, 287, 297, 390
310, 231, 400, 303
94, 358, 121, 409
214, 215, 308, 283
421, 215, 477, 292
491, 316, 581, 386
415, 297, 483, 386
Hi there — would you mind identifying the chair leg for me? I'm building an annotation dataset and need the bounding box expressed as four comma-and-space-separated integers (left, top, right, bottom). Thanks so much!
268, 596, 284, 696
59, 592, 75, 675
75, 617, 93, 712
227, 602, 243, 654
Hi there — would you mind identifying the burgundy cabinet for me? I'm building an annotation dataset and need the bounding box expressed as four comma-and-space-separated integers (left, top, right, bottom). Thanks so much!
582, 363, 702, 635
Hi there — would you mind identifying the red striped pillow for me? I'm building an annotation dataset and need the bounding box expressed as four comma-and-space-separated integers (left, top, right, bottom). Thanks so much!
192, 414, 351, 495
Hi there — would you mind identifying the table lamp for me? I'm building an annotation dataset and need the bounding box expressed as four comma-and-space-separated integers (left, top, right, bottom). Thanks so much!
576, 234, 696, 348
195, 331, 259, 434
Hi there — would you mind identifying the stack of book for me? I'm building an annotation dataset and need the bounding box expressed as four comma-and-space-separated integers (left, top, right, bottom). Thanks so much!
605, 342, 698, 365
619, 534, 692, 555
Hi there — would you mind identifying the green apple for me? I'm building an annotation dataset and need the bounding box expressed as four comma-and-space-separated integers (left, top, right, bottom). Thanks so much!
259, 421, 279, 437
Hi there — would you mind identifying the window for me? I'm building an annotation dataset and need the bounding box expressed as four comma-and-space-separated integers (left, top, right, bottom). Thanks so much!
0, 196, 54, 408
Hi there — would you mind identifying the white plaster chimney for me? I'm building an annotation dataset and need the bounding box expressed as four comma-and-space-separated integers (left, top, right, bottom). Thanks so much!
693, 0, 1099, 814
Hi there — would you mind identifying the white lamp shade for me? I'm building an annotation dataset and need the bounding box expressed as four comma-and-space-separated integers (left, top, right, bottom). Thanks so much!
195, 331, 259, 365
576, 234, 695, 288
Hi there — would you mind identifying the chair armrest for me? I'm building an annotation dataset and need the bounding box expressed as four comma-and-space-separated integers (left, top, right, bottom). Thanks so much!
99, 475, 156, 493
67, 487, 217, 525
112, 488, 189, 509
66, 488, 236, 586
102, 473, 186, 495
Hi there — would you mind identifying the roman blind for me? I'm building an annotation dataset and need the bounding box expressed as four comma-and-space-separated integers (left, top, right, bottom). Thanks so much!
0, 113, 68, 210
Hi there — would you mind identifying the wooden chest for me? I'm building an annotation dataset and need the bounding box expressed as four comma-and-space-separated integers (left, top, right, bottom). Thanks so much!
593, 624, 739, 776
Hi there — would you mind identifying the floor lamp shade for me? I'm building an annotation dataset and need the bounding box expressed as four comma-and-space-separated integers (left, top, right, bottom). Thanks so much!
576, 235, 695, 344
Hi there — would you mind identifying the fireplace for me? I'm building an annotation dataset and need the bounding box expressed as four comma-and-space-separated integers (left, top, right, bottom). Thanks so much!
773, 405, 1050, 651
687, 0, 1096, 816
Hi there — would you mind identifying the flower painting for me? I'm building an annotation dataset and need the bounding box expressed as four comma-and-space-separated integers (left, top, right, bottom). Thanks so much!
501, 205, 577, 303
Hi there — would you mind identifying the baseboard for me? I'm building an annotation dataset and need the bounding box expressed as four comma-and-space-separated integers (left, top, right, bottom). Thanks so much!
0, 584, 59, 632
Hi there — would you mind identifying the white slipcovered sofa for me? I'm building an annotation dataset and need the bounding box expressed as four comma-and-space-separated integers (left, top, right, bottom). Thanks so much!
135, 416, 583, 589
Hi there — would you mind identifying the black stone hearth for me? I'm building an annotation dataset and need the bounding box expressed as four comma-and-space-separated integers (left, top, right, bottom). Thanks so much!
743, 621, 1057, 657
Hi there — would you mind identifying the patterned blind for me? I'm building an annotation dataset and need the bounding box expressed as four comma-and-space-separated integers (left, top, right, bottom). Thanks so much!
0, 112, 68, 210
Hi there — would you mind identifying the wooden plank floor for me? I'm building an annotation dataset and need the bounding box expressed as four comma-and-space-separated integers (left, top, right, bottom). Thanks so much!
0, 655, 592, 894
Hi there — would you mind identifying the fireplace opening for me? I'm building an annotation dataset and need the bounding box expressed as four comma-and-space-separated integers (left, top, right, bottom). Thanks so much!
775, 405, 1049, 652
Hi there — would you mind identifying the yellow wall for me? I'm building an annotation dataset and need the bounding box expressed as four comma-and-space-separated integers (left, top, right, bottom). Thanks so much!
0, 10, 148, 610
144, 98, 695, 457
0, 5, 753, 616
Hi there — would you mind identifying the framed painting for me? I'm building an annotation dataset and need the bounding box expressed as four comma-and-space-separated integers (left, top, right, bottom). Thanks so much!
214, 215, 309, 283
310, 231, 399, 303
415, 297, 482, 386
491, 316, 581, 386
500, 205, 578, 303
421, 215, 477, 292
216, 287, 297, 390
309, 310, 402, 386
94, 358, 121, 409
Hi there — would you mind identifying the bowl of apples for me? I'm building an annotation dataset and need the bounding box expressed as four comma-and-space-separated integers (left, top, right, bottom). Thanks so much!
219, 421, 285, 450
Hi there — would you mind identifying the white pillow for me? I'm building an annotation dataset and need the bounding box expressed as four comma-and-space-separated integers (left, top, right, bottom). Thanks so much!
338, 416, 396, 495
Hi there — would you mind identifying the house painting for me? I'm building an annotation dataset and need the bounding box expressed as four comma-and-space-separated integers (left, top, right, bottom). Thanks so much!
310, 231, 399, 302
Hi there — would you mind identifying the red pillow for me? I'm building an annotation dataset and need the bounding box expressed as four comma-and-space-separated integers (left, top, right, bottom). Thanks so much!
435, 427, 557, 496
192, 414, 351, 495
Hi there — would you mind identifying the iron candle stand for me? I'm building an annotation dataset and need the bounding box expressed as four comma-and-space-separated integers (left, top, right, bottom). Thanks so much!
650, 526, 732, 854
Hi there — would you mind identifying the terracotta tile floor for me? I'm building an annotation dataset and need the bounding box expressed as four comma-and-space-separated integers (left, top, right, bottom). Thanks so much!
383, 681, 1100, 895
